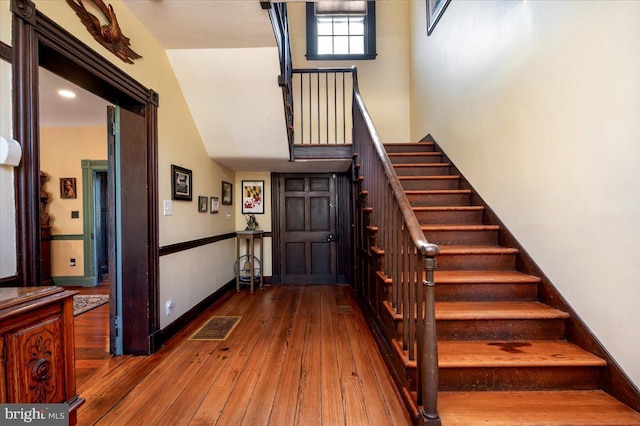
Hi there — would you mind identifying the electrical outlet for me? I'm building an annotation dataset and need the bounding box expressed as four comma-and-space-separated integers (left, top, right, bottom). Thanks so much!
165, 300, 174, 316
70, 258, 76, 267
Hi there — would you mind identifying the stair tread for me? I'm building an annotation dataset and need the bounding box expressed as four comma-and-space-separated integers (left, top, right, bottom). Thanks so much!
394, 163, 451, 167
399, 175, 460, 180
438, 245, 518, 255
405, 189, 471, 194
438, 390, 640, 425
384, 142, 434, 146
413, 206, 484, 212
439, 390, 640, 424
388, 152, 442, 156
439, 340, 607, 368
435, 302, 570, 320
435, 270, 541, 283
422, 225, 499, 231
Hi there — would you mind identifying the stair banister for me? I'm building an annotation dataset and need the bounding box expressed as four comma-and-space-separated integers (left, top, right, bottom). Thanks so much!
265, 4, 440, 423
351, 69, 441, 425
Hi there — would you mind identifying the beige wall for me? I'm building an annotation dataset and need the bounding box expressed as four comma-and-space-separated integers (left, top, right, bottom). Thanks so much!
33, 0, 237, 328
40, 126, 106, 277
410, 0, 640, 386
288, 1, 411, 143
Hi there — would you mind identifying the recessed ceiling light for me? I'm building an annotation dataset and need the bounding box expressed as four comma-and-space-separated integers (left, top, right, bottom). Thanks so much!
58, 89, 76, 99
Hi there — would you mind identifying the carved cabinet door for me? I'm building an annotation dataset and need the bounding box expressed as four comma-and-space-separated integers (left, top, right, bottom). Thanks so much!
4, 315, 66, 403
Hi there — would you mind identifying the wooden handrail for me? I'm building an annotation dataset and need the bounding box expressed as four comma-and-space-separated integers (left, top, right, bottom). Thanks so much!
352, 69, 441, 425
351, 71, 439, 258
265, 3, 440, 423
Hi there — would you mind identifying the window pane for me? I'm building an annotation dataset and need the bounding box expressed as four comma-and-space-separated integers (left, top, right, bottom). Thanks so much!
333, 36, 349, 54
317, 19, 333, 36
333, 19, 349, 35
349, 19, 365, 35
349, 36, 365, 54
318, 36, 333, 54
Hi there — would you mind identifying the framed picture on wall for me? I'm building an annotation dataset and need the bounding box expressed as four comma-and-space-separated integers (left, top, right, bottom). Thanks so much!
210, 196, 219, 214
241, 180, 264, 214
221, 181, 233, 205
171, 165, 192, 201
60, 177, 77, 199
427, 0, 450, 35
198, 196, 208, 212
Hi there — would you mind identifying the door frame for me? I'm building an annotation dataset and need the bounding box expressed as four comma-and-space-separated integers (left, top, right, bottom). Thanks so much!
11, 0, 160, 354
271, 172, 353, 284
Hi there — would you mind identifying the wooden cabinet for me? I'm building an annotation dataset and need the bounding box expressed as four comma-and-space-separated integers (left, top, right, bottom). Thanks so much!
0, 287, 83, 424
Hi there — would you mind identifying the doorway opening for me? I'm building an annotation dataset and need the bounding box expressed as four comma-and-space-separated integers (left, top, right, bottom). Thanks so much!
13, 7, 159, 355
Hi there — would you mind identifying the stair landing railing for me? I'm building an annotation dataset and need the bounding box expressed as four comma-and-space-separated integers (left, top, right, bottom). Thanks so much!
352, 69, 441, 425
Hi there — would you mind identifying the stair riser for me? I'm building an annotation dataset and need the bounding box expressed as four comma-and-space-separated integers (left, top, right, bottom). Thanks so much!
436, 319, 566, 341
390, 154, 443, 164
385, 144, 435, 153
424, 229, 498, 246
394, 165, 451, 176
438, 253, 516, 271
401, 178, 459, 191
407, 193, 471, 207
438, 367, 602, 391
414, 210, 483, 225
435, 283, 539, 302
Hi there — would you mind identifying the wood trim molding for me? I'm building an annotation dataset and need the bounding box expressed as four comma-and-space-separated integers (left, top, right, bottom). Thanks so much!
159, 231, 273, 257
11, 0, 36, 25
0, 41, 11, 62
150, 278, 235, 351
425, 133, 640, 412
50, 234, 83, 240
0, 275, 19, 288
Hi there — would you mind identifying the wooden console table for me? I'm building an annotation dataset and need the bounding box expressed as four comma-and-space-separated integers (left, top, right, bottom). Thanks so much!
0, 286, 83, 425
236, 230, 264, 292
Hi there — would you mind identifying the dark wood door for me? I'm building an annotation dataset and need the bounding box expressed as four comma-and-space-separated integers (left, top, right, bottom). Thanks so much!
108, 106, 150, 355
279, 174, 337, 284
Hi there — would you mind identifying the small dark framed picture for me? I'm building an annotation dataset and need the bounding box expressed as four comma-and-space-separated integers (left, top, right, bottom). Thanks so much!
221, 181, 233, 205
171, 165, 192, 201
241, 180, 264, 214
198, 196, 208, 212
210, 197, 219, 214
60, 177, 77, 199
427, 0, 451, 35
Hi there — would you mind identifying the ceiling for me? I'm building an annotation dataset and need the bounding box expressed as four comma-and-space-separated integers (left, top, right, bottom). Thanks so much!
38, 0, 348, 172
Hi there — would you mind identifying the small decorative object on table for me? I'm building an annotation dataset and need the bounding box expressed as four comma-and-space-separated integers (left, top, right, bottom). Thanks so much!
245, 214, 259, 231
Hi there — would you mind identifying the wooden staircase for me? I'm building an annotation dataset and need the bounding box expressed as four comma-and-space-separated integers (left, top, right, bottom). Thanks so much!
360, 141, 640, 424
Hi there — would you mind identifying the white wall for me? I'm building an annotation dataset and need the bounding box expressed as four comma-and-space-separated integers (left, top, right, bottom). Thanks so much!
0, 0, 15, 278
410, 0, 640, 386
288, 1, 411, 142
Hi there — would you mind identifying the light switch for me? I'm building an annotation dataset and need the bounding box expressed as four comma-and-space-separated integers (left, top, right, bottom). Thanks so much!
163, 200, 173, 216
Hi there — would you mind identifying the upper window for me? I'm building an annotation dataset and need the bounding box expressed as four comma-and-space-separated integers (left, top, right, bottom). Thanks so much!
306, 1, 377, 61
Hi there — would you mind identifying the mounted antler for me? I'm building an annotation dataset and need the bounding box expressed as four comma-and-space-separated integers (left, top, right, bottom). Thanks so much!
66, 0, 142, 64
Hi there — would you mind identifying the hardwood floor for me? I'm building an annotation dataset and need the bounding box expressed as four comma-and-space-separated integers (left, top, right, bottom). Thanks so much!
73, 285, 412, 425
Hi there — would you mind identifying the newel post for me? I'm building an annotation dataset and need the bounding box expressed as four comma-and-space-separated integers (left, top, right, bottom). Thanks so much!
419, 252, 441, 425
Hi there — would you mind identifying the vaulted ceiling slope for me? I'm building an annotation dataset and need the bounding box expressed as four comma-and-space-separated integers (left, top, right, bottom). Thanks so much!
121, 0, 294, 171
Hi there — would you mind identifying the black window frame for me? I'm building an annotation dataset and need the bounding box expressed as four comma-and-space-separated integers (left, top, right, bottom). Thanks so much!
305, 1, 377, 61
